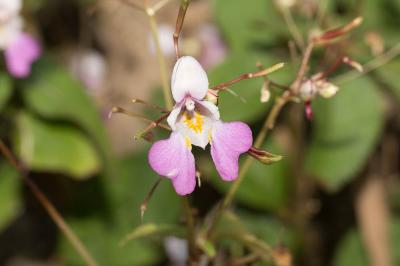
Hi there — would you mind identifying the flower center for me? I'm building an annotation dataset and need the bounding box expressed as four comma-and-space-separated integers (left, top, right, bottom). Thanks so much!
185, 98, 195, 111
183, 111, 204, 133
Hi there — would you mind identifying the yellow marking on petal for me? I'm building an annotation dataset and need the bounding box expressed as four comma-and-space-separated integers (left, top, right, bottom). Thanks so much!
185, 136, 192, 150
208, 131, 212, 142
183, 111, 204, 133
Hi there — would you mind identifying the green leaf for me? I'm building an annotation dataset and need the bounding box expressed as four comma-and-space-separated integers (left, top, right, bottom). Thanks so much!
21, 58, 113, 176
13, 112, 101, 178
59, 151, 181, 265
305, 77, 383, 191
0, 163, 20, 232
0, 73, 12, 111
214, 0, 287, 51
333, 219, 400, 266
208, 52, 292, 123
204, 140, 290, 212
333, 229, 368, 266
376, 58, 400, 103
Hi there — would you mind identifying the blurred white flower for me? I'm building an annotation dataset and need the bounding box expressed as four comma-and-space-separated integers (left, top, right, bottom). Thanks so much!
164, 236, 188, 266
0, 0, 22, 22
0, 15, 22, 48
148, 24, 175, 58
70, 50, 107, 93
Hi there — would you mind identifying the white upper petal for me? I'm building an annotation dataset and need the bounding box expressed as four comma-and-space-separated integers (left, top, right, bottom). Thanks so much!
167, 103, 184, 130
171, 56, 209, 102
0, 15, 22, 49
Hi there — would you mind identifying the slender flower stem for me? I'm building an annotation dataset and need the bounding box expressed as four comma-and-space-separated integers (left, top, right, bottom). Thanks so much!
206, 103, 280, 238
0, 140, 98, 266
182, 197, 197, 259
145, 5, 173, 109
173, 0, 190, 59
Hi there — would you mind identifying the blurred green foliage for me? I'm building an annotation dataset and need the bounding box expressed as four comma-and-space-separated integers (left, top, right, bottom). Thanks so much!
0, 0, 400, 265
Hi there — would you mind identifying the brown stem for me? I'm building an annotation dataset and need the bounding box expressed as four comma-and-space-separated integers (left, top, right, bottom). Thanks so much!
135, 112, 171, 139
210, 63, 285, 91
173, 0, 190, 59
0, 140, 98, 266
110, 106, 171, 131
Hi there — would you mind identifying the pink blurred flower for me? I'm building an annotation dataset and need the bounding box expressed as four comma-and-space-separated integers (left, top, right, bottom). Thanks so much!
0, 1, 41, 78
148, 56, 253, 195
198, 24, 227, 69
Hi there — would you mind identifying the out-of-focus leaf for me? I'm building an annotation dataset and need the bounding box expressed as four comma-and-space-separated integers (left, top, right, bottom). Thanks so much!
197, 237, 217, 258
21, 58, 112, 176
0, 163, 20, 232
59, 151, 181, 266
120, 223, 184, 246
0, 73, 12, 111
214, 210, 294, 264
376, 58, 400, 103
208, 52, 292, 123
306, 77, 383, 191
205, 140, 289, 212
13, 112, 100, 178
333, 219, 400, 266
333, 229, 368, 266
214, 0, 287, 51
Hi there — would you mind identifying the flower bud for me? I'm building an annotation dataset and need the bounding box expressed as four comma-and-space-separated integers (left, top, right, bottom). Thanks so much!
260, 81, 271, 103
205, 89, 218, 105
299, 79, 317, 101
248, 147, 282, 165
317, 80, 339, 98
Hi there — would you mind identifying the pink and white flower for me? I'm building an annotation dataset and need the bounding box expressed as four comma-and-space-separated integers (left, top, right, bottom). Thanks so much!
148, 56, 253, 195
0, 0, 41, 78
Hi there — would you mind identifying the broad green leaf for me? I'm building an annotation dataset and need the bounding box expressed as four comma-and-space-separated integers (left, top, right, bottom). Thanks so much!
59, 151, 181, 265
376, 58, 400, 103
208, 52, 292, 123
204, 140, 289, 212
305, 77, 383, 191
0, 73, 12, 111
334, 220, 400, 266
21, 58, 112, 176
14, 112, 101, 178
0, 163, 20, 232
333, 229, 368, 266
214, 0, 287, 51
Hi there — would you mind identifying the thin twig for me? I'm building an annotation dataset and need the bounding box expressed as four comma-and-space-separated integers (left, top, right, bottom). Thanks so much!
173, 0, 190, 59
131, 98, 169, 113
145, 2, 173, 109
182, 197, 197, 259
152, 0, 171, 13
109, 106, 171, 131
0, 140, 98, 266
280, 7, 305, 50
334, 42, 400, 84
134, 112, 170, 139
140, 177, 162, 220
210, 63, 285, 91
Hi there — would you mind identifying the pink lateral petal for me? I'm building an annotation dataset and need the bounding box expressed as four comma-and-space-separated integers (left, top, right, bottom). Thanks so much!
4, 33, 41, 78
210, 121, 253, 181
148, 132, 196, 195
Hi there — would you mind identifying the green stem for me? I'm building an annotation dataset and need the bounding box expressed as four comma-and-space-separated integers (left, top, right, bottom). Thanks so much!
146, 7, 173, 109
206, 98, 287, 238
182, 197, 197, 259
